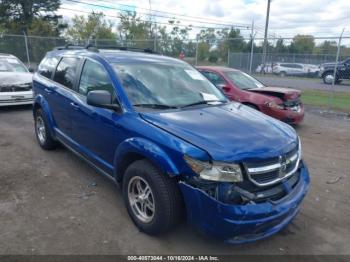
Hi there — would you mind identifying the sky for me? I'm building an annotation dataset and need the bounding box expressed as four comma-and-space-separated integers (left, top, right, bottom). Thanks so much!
58, 0, 350, 42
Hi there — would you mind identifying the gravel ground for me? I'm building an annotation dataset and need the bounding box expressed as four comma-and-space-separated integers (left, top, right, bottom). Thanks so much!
255, 75, 350, 92
0, 105, 350, 255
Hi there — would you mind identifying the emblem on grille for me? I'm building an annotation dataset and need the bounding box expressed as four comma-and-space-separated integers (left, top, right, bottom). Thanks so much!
278, 155, 288, 178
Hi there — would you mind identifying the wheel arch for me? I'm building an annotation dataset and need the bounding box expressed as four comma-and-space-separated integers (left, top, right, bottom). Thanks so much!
321, 70, 334, 78
113, 137, 180, 182
33, 95, 56, 138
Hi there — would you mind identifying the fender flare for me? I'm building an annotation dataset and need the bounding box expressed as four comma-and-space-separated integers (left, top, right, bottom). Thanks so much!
113, 137, 179, 180
33, 95, 57, 138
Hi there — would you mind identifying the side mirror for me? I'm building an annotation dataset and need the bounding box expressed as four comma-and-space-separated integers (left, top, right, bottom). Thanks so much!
216, 83, 230, 92
87, 90, 121, 111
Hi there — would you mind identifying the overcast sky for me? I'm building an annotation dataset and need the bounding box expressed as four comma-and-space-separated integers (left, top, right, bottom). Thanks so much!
59, 0, 350, 41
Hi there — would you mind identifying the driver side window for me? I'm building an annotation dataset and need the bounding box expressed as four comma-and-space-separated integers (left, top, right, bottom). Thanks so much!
79, 59, 115, 96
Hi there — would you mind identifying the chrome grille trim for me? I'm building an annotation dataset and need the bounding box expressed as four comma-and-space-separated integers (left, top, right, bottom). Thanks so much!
247, 152, 298, 174
244, 142, 301, 187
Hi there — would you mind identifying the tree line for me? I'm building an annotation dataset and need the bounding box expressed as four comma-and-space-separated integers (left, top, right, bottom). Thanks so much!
0, 0, 348, 64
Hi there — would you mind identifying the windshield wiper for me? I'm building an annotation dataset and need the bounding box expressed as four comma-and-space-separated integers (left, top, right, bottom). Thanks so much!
181, 100, 225, 108
133, 103, 179, 109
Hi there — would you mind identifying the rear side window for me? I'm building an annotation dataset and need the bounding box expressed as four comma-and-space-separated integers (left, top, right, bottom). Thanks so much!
38, 56, 59, 78
53, 57, 80, 89
78, 59, 114, 96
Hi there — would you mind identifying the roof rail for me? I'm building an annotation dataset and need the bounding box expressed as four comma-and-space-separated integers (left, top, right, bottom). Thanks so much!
53, 44, 156, 54
54, 43, 99, 52
91, 45, 157, 54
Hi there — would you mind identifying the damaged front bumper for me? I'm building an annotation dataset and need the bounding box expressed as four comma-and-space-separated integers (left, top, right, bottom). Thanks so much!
179, 162, 310, 244
261, 104, 305, 124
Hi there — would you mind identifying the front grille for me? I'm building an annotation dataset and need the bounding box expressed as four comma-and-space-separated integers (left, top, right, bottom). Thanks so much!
244, 144, 300, 187
238, 169, 301, 203
284, 98, 300, 107
0, 84, 32, 92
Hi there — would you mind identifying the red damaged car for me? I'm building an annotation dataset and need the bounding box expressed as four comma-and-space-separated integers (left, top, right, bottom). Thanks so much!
197, 66, 304, 124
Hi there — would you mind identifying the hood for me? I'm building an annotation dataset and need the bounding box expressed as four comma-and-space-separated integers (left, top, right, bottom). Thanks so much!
140, 103, 298, 162
0, 72, 32, 86
0, 72, 33, 92
248, 86, 301, 101
322, 62, 341, 68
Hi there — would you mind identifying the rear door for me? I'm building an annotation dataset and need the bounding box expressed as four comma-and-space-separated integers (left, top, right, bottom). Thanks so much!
35, 55, 60, 105
70, 58, 123, 172
342, 58, 350, 79
50, 57, 82, 140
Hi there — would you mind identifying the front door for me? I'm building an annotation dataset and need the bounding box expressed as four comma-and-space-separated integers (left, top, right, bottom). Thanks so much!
71, 59, 123, 174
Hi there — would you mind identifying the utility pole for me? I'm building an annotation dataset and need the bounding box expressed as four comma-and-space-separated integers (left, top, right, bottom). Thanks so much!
23, 31, 30, 67
195, 34, 199, 65
329, 28, 345, 110
249, 19, 255, 74
261, 0, 271, 74
148, 0, 157, 51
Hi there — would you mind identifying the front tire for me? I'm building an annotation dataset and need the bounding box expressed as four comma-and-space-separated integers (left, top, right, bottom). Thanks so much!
34, 109, 58, 150
123, 160, 183, 235
323, 72, 335, 84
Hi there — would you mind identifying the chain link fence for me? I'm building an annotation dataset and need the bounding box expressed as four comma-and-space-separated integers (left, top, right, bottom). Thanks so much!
1, 33, 349, 111
1, 33, 349, 72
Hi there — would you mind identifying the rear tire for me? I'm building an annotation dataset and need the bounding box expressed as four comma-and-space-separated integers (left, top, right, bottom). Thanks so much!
34, 109, 58, 150
123, 160, 183, 235
279, 71, 286, 77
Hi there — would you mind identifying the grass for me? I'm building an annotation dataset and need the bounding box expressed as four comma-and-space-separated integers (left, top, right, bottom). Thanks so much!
301, 89, 350, 112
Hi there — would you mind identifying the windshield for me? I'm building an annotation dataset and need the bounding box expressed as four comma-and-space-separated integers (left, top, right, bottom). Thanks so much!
0, 57, 28, 73
225, 71, 265, 90
113, 62, 227, 109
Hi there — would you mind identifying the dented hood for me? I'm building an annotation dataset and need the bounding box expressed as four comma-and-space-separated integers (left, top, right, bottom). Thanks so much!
0, 72, 33, 86
248, 86, 301, 100
140, 103, 298, 162
0, 72, 33, 92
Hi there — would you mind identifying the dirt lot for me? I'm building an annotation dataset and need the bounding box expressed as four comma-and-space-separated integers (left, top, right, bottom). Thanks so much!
0, 105, 349, 255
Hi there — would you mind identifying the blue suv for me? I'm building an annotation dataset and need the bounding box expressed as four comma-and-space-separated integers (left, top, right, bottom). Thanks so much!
32, 45, 310, 243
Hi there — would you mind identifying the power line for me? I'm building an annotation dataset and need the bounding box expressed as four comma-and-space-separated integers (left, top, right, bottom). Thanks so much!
62, 0, 251, 30
60, 7, 237, 30
95, 0, 251, 28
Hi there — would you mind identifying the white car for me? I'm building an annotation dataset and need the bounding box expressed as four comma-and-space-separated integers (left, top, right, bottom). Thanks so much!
273, 63, 319, 77
0, 54, 33, 106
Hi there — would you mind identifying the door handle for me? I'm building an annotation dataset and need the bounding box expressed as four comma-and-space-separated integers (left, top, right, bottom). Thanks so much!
44, 88, 53, 94
70, 102, 80, 110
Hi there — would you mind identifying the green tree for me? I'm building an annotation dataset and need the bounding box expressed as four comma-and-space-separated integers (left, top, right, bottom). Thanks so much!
118, 11, 151, 45
217, 28, 246, 61
275, 38, 287, 53
197, 42, 210, 61
290, 35, 315, 54
65, 12, 115, 44
314, 40, 337, 55
0, 0, 63, 35
168, 20, 192, 56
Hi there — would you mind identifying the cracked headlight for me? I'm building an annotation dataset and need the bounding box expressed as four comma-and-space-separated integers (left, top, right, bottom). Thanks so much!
265, 100, 284, 110
184, 155, 243, 182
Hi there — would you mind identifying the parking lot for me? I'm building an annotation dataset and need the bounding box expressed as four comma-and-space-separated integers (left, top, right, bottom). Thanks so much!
0, 105, 349, 255
255, 75, 350, 93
